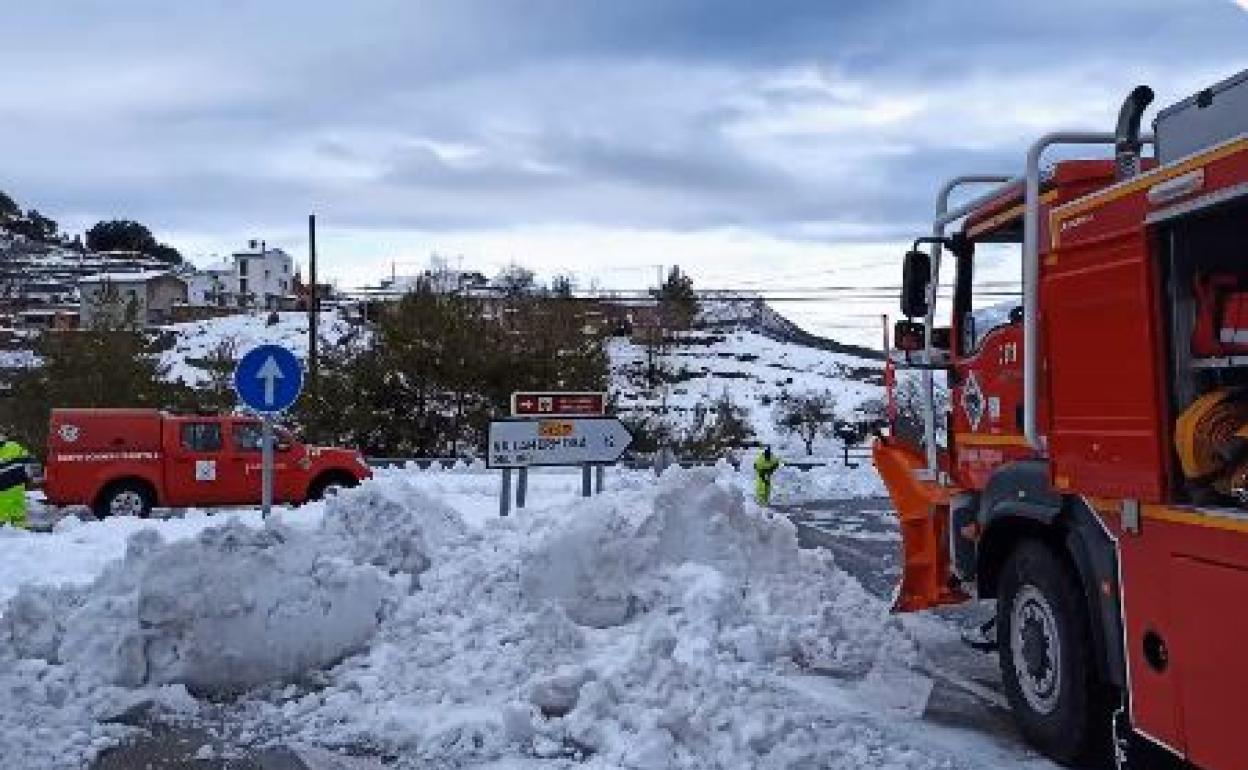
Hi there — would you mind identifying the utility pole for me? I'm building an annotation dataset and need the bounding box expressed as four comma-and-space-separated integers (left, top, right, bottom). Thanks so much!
308, 214, 319, 392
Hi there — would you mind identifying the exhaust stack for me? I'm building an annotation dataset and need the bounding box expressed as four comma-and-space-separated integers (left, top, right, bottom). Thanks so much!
1115, 85, 1155, 179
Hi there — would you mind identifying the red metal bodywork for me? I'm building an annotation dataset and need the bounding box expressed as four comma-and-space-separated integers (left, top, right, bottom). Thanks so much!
876, 137, 1248, 767
1045, 139, 1248, 767
44, 408, 371, 509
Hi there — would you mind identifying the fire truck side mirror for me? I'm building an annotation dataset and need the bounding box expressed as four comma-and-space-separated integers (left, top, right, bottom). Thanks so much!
901, 249, 931, 319
893, 319, 925, 352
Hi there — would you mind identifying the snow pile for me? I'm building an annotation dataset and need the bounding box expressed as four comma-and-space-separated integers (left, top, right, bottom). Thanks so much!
232, 469, 938, 768
1, 468, 1000, 769
9, 521, 395, 697
0, 486, 468, 767
320, 478, 473, 578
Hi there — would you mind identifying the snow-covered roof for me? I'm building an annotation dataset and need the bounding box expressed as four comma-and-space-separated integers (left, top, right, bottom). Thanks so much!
79, 270, 183, 284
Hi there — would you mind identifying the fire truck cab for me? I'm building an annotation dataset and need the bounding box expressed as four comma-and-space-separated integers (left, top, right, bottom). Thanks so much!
44, 409, 371, 518
876, 70, 1248, 768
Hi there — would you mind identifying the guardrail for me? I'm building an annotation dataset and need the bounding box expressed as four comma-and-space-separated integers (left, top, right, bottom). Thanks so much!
368, 448, 874, 472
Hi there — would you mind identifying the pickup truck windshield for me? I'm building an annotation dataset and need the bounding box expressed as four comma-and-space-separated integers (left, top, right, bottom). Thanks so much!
233, 423, 293, 452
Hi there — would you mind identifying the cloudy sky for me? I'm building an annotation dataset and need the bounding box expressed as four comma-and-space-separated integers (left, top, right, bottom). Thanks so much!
3, 0, 1247, 341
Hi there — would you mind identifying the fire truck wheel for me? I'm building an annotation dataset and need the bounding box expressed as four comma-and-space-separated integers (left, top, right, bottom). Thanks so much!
998, 540, 1109, 765
95, 482, 154, 519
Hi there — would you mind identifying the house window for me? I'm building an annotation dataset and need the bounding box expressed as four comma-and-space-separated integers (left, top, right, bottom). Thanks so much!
239, 259, 249, 276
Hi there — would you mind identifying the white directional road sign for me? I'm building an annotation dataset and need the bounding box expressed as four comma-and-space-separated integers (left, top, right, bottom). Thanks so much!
488, 417, 632, 468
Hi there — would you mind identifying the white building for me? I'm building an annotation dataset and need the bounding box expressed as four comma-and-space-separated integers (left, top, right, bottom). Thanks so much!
185, 241, 295, 310
233, 240, 293, 310
186, 261, 236, 307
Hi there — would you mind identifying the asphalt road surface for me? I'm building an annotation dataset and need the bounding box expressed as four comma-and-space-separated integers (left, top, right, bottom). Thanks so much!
778, 499, 1024, 744
92, 497, 1050, 769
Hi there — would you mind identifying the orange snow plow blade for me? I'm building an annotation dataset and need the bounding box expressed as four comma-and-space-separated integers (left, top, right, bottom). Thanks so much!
872, 438, 970, 613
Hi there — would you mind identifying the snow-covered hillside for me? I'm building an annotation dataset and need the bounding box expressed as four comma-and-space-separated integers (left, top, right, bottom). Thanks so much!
162, 311, 353, 386
611, 329, 881, 453
158, 310, 883, 456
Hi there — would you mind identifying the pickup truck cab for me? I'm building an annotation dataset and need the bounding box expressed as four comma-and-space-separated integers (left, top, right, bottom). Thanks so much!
44, 408, 372, 518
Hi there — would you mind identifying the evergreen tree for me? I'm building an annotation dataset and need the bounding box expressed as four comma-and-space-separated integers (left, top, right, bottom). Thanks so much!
653, 266, 698, 330
184, 336, 241, 413
5, 209, 58, 241
0, 190, 18, 221
291, 292, 608, 457
495, 264, 536, 298
86, 219, 182, 263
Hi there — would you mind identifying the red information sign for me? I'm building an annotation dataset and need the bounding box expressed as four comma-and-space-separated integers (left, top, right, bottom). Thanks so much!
511, 392, 606, 417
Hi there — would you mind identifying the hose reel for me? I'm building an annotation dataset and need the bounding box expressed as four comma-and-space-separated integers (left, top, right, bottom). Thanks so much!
1175, 388, 1248, 502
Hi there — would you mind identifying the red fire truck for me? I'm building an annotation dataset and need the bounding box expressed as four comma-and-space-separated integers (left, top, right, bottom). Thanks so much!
875, 69, 1248, 768
44, 409, 371, 518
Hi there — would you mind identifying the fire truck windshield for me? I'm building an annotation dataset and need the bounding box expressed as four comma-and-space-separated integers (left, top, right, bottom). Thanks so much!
958, 241, 1022, 354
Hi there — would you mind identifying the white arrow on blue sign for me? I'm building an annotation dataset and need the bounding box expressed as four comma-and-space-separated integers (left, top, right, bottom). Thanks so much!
234, 344, 304, 413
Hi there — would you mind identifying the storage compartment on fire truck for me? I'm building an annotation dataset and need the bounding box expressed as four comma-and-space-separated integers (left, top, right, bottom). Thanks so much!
1162, 199, 1248, 505
1154, 68, 1248, 165
48, 408, 163, 454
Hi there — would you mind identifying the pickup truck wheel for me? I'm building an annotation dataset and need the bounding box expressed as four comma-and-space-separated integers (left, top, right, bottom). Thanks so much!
96, 483, 153, 519
998, 541, 1110, 765
308, 474, 358, 502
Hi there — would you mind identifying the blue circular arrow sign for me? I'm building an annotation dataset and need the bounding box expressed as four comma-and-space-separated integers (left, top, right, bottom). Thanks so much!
234, 344, 304, 413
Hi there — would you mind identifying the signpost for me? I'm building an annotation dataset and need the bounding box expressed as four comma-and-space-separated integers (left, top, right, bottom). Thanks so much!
511, 391, 606, 417
487, 416, 632, 515
234, 344, 304, 517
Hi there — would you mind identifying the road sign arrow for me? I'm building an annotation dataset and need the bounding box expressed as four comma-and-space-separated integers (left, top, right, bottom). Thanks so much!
257, 355, 284, 407
235, 344, 303, 414
487, 417, 633, 468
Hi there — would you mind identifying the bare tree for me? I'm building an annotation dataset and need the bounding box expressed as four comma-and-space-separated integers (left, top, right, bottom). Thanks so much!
774, 390, 839, 455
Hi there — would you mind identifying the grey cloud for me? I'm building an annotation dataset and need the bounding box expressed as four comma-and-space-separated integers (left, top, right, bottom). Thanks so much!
2, 0, 1247, 254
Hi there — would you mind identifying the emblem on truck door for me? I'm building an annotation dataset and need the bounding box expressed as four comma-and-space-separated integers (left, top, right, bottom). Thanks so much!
195, 460, 217, 482
58, 424, 80, 443
962, 371, 986, 431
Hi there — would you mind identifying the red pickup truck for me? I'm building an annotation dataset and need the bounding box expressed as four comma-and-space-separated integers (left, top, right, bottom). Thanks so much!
44, 409, 372, 518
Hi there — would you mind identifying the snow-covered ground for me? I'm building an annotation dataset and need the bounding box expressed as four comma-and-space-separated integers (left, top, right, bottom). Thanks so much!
0, 464, 1051, 770
162, 311, 354, 387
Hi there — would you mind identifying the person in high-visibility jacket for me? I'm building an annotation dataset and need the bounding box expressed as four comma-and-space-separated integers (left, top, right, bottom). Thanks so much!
0, 436, 33, 528
754, 446, 782, 505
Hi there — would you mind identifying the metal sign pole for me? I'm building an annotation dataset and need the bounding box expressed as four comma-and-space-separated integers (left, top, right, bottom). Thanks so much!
261, 414, 274, 517
516, 467, 528, 509
595, 465, 605, 494
500, 468, 512, 517
581, 464, 592, 497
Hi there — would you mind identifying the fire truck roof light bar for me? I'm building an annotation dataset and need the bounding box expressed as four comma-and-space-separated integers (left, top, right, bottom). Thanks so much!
1022, 132, 1154, 453
921, 175, 1015, 476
